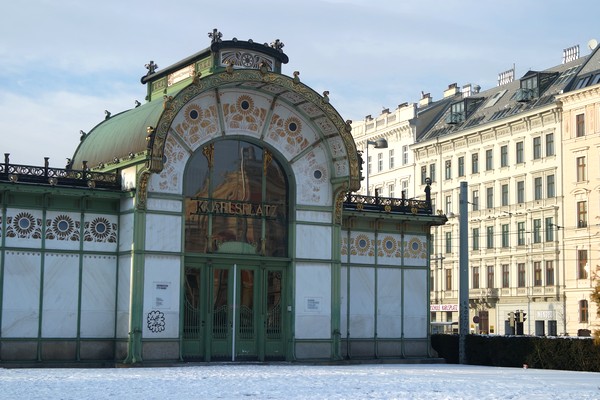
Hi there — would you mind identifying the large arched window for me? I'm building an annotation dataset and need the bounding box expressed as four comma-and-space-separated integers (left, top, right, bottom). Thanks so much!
183, 139, 288, 257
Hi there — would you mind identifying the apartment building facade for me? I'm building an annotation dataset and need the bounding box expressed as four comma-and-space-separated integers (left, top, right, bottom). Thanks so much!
353, 40, 600, 336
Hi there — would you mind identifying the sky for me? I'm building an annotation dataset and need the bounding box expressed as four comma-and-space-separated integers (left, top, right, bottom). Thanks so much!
1, 363, 599, 400
1, 0, 599, 167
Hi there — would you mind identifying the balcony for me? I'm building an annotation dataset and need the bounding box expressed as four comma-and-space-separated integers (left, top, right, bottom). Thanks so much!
515, 88, 535, 102
445, 112, 465, 124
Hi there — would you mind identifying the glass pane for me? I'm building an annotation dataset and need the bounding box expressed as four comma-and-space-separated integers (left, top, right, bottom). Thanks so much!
267, 271, 282, 339
184, 268, 202, 339
239, 270, 254, 339
184, 198, 209, 252
212, 141, 263, 202
183, 149, 210, 197
213, 269, 229, 339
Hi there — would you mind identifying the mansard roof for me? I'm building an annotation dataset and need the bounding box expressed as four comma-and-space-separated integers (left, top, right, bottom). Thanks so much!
415, 44, 600, 144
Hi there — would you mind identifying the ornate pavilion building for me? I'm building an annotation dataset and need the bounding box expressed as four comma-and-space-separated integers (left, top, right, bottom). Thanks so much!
0, 31, 445, 365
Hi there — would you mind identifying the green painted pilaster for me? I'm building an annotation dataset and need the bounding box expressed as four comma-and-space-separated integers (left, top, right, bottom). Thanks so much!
124, 205, 147, 364
331, 224, 342, 361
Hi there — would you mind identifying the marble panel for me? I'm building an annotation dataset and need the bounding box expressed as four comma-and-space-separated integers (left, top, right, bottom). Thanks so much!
291, 144, 332, 206
82, 213, 118, 252
349, 267, 375, 338
346, 231, 376, 264
294, 263, 331, 339
295, 210, 332, 224
146, 198, 182, 213
148, 135, 190, 195
4, 208, 43, 249
145, 214, 182, 252
121, 166, 137, 191
2, 251, 41, 337
42, 253, 79, 338
403, 269, 427, 338
377, 268, 403, 338
116, 255, 132, 338
120, 197, 135, 212
44, 211, 80, 251
219, 89, 272, 139
295, 224, 332, 260
403, 234, 428, 267
340, 267, 348, 336
80, 255, 117, 338
266, 102, 319, 161
118, 212, 134, 253
172, 91, 220, 152
142, 255, 181, 338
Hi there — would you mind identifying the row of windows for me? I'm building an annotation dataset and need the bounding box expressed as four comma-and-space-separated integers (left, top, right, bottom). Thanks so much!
367, 146, 410, 174
421, 134, 555, 184
439, 261, 556, 291
443, 217, 557, 253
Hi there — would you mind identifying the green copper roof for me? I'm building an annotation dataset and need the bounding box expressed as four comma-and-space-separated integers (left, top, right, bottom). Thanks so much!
71, 99, 164, 169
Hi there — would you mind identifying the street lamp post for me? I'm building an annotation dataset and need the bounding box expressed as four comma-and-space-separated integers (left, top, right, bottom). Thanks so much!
365, 138, 388, 196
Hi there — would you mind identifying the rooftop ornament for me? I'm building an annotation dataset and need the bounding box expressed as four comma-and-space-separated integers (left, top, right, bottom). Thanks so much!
270, 39, 285, 51
209, 28, 223, 44
145, 60, 158, 75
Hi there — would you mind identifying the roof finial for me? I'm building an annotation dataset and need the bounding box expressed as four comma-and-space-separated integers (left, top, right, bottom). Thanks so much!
209, 28, 223, 44
270, 39, 284, 51
145, 60, 158, 75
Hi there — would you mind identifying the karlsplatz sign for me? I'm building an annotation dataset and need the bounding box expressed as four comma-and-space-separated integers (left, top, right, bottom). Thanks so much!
430, 304, 459, 312
192, 199, 279, 218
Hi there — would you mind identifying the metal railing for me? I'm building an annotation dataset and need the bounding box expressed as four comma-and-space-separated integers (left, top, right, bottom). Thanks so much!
343, 192, 433, 215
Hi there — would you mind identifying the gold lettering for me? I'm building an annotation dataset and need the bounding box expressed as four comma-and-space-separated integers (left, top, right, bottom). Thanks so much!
255, 205, 263, 216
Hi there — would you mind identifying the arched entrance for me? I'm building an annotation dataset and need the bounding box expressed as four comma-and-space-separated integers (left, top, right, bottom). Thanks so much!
181, 139, 291, 361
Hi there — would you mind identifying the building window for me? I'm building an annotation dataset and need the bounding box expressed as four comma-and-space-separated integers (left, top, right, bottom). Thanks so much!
501, 224, 509, 247
402, 145, 408, 165
430, 163, 436, 182
472, 190, 479, 211
534, 177, 542, 200
472, 153, 479, 174
576, 156, 586, 182
576, 113, 585, 137
445, 160, 452, 180
486, 187, 493, 209
547, 174, 555, 198
516, 141, 524, 164
389, 149, 395, 169
533, 137, 542, 159
545, 261, 554, 286
578, 249, 588, 279
421, 166, 427, 185
445, 231, 452, 254
487, 265, 495, 288
401, 180, 408, 198
518, 263, 526, 287
485, 149, 493, 171
517, 222, 525, 246
378, 153, 383, 172
368, 155, 372, 176
579, 300, 589, 323
486, 226, 494, 249
577, 201, 587, 228
446, 268, 452, 291
458, 156, 465, 177
546, 132, 554, 156
534, 261, 542, 286
533, 218, 542, 243
388, 184, 395, 198
517, 180, 525, 204
472, 266, 480, 289
545, 217, 554, 242
472, 228, 479, 250
502, 264, 510, 288
501, 184, 509, 206
500, 145, 508, 167
445, 195, 452, 215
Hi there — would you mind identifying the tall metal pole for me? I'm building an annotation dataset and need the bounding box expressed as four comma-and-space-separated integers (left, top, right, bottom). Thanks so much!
459, 181, 469, 364
365, 144, 370, 196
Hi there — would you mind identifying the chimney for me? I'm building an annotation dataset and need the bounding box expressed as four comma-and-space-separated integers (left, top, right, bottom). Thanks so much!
563, 44, 580, 64
498, 67, 515, 86
419, 92, 432, 107
443, 83, 459, 98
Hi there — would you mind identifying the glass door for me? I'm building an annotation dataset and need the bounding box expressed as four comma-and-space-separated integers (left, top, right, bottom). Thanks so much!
182, 267, 204, 359
264, 269, 286, 360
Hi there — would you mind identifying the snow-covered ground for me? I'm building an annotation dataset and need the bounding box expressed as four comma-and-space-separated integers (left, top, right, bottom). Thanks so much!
0, 363, 598, 399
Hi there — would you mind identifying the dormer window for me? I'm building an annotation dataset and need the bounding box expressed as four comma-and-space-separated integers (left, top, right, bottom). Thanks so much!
515, 71, 558, 102
445, 97, 484, 125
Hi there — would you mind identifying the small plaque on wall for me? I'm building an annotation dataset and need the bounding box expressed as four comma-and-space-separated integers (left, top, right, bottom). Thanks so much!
304, 297, 322, 313
153, 281, 171, 309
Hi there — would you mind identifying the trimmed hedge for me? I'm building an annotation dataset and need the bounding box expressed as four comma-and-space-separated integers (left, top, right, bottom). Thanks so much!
431, 334, 600, 372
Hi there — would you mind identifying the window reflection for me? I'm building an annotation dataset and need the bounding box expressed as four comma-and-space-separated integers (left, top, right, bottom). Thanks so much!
184, 139, 288, 256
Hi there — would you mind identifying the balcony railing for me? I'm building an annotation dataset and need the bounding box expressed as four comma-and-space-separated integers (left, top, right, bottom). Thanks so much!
343, 192, 433, 215
1, 154, 120, 190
